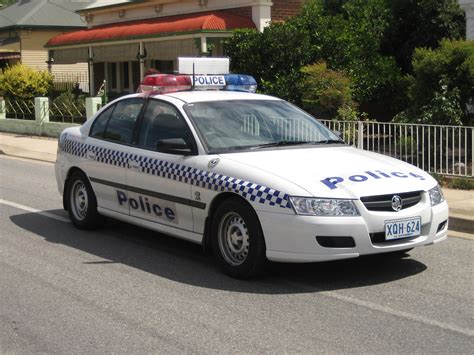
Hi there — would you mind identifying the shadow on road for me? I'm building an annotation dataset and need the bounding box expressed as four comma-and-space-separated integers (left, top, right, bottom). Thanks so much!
10, 211, 427, 294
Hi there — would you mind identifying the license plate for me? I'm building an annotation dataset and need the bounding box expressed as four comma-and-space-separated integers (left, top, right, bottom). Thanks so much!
385, 217, 421, 240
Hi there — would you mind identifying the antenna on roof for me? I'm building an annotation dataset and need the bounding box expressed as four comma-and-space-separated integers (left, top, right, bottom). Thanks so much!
192, 59, 195, 90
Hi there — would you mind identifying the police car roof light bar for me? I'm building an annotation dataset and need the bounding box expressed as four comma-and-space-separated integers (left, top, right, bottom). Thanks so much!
138, 74, 258, 94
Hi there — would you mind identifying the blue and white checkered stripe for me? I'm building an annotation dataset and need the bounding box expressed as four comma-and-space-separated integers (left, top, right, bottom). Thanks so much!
62, 138, 291, 209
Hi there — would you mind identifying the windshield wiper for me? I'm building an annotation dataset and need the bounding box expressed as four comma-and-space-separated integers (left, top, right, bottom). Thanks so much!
313, 139, 345, 145
251, 139, 345, 149
251, 140, 318, 149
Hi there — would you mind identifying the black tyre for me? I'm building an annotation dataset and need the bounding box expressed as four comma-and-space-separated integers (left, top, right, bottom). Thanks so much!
66, 171, 103, 229
211, 197, 267, 279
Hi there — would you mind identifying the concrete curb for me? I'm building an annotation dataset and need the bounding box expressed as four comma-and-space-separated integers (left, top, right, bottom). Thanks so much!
0, 146, 56, 163
448, 213, 474, 234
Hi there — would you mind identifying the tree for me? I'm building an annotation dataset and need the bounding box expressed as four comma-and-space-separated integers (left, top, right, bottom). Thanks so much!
382, 0, 465, 73
226, 0, 404, 115
226, 21, 313, 103
394, 40, 474, 125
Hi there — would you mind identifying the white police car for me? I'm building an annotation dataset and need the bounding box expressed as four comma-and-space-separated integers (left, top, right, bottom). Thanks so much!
55, 58, 448, 278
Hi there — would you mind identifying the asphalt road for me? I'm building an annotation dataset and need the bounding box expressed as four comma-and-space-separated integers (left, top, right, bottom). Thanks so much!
0, 155, 473, 353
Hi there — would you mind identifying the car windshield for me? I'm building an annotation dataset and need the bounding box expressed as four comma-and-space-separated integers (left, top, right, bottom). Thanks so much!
183, 100, 343, 154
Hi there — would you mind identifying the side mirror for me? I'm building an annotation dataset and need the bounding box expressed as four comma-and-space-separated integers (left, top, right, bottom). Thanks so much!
334, 131, 343, 139
156, 138, 193, 155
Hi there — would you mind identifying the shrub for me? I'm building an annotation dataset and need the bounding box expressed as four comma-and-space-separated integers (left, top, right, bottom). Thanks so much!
447, 177, 474, 190
395, 40, 474, 125
52, 90, 85, 108
0, 63, 53, 99
300, 62, 354, 119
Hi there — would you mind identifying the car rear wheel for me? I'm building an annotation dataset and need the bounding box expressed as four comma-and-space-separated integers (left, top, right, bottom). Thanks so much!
211, 197, 267, 279
67, 171, 103, 229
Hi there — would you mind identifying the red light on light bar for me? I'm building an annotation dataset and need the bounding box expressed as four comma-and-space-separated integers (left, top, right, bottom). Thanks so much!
138, 74, 192, 94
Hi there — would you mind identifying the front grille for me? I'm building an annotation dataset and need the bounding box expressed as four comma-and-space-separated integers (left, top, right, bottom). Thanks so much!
361, 191, 422, 212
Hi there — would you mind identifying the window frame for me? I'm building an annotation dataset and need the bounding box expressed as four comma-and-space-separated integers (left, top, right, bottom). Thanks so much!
88, 97, 146, 148
134, 98, 198, 155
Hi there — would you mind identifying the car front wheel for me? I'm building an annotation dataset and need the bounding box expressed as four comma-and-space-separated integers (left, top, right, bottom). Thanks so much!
211, 197, 267, 279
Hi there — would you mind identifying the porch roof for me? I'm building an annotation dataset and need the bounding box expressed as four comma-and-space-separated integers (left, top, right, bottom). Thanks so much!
46, 11, 255, 48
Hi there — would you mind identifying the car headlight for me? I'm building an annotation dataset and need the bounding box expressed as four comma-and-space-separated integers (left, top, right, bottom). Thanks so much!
290, 197, 359, 216
429, 185, 445, 206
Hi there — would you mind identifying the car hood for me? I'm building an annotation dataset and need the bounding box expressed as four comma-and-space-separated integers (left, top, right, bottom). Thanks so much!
220, 146, 436, 199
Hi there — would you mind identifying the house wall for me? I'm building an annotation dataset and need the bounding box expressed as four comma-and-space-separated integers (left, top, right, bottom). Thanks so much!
222, 6, 253, 18
271, 0, 303, 21
20, 30, 88, 77
85, 0, 267, 26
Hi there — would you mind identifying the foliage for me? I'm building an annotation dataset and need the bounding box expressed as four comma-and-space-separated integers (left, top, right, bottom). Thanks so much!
300, 61, 353, 119
317, 0, 402, 104
226, 22, 313, 103
0, 0, 15, 8
447, 177, 474, 190
382, 0, 466, 73
432, 174, 474, 190
0, 64, 53, 99
396, 136, 414, 155
52, 90, 85, 109
335, 105, 368, 122
394, 40, 474, 125
225, 0, 467, 122
225, 0, 405, 114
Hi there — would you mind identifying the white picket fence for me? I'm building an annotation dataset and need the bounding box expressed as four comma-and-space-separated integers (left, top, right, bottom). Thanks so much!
320, 120, 473, 178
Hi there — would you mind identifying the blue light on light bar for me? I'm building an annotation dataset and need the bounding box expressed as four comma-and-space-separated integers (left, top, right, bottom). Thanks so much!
224, 74, 258, 93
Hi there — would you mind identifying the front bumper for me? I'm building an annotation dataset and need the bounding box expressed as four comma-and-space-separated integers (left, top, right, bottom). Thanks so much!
259, 199, 449, 263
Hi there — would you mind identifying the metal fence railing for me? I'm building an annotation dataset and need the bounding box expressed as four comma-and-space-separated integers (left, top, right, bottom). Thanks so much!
49, 100, 87, 124
5, 99, 35, 120
52, 73, 89, 93
320, 120, 473, 178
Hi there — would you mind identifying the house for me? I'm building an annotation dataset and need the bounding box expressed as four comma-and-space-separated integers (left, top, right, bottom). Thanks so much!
459, 0, 474, 39
46, 0, 303, 96
0, 0, 90, 88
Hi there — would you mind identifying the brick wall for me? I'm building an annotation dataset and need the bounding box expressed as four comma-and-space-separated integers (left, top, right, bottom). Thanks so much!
271, 0, 303, 21
222, 7, 252, 18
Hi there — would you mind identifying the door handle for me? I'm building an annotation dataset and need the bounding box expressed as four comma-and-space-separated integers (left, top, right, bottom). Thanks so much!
87, 151, 96, 160
128, 160, 140, 171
